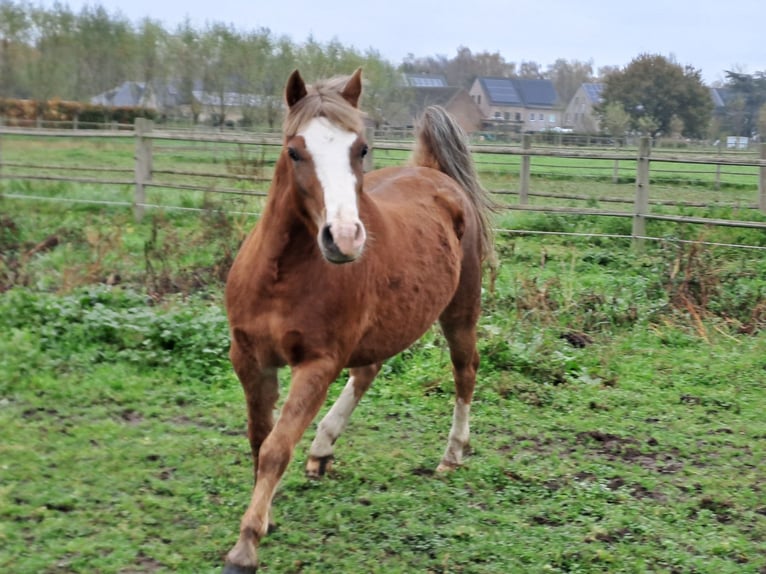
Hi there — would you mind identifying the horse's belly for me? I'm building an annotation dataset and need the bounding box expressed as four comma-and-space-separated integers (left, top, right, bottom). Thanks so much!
347, 253, 462, 367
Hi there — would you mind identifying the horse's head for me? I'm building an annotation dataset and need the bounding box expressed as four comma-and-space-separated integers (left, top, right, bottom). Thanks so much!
282, 69, 368, 264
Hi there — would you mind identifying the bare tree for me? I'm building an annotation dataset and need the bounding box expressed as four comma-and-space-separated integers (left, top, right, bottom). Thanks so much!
518, 60, 543, 79
445, 46, 515, 87
546, 58, 594, 106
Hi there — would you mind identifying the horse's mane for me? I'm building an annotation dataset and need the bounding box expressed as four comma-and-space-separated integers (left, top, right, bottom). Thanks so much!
283, 75, 365, 137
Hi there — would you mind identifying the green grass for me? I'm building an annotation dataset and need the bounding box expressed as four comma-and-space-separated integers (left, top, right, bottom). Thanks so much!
2, 192, 765, 573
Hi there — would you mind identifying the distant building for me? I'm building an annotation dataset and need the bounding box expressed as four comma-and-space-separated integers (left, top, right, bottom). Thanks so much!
563, 84, 735, 136
90, 81, 179, 109
563, 83, 604, 133
91, 80, 269, 124
468, 77, 560, 132
386, 86, 482, 133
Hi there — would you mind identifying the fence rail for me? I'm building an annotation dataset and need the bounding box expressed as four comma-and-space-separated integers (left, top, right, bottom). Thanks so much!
2, 122, 765, 247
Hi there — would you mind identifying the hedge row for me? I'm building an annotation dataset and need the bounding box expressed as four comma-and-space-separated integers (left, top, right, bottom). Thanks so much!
0, 98, 157, 127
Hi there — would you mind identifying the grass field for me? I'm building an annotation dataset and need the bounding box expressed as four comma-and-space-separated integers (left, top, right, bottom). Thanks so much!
1, 141, 766, 573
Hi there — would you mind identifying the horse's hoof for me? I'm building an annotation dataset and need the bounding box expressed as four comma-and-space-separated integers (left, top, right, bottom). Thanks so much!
222, 563, 257, 574
436, 461, 458, 473
305, 455, 333, 479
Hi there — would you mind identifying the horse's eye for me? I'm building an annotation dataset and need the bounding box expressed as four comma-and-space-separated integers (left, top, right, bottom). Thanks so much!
287, 147, 300, 161
360, 144, 369, 158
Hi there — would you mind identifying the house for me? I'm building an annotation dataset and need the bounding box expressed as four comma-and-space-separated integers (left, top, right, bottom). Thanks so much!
386, 86, 483, 133
90, 81, 183, 111
563, 83, 604, 133
564, 84, 730, 135
91, 80, 268, 125
469, 77, 560, 132
189, 88, 272, 125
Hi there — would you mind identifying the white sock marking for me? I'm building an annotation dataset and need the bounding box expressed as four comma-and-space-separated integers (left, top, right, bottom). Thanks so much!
310, 376, 361, 458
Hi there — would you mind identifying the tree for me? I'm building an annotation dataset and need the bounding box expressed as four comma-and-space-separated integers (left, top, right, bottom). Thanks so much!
356, 49, 405, 129
258, 36, 296, 129
199, 23, 241, 125
401, 47, 516, 89
599, 54, 712, 139
168, 20, 202, 122
0, 0, 31, 97
135, 17, 171, 107
28, 4, 79, 101
401, 52, 449, 77
444, 46, 514, 88
723, 70, 766, 137
601, 102, 630, 141
517, 60, 543, 79
73, 5, 135, 101
545, 58, 594, 107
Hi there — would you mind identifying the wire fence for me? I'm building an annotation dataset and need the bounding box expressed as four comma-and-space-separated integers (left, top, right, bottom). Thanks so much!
2, 122, 765, 250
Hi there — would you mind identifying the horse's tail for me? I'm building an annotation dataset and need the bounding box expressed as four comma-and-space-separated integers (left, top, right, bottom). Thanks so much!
411, 106, 496, 262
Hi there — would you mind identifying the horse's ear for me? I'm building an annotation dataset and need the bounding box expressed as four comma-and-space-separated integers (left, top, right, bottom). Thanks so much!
341, 68, 363, 108
285, 70, 308, 109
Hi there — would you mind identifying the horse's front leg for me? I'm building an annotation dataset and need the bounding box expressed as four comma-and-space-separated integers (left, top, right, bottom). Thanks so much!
231, 340, 280, 482
306, 363, 381, 478
223, 358, 341, 573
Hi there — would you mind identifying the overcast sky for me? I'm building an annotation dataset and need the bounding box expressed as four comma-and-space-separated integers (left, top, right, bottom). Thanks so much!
36, 0, 764, 84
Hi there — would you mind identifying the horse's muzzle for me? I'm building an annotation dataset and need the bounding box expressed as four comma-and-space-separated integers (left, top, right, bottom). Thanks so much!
319, 220, 366, 263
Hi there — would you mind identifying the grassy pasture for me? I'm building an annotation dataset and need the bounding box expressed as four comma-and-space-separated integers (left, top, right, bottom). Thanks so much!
1, 137, 766, 573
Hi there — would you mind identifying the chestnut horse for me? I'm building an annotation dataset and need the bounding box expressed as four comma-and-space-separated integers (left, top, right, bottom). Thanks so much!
221, 68, 494, 573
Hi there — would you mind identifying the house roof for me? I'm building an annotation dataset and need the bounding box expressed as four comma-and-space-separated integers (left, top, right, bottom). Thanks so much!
581, 83, 604, 104
402, 73, 449, 88
385, 86, 478, 128
409, 86, 464, 108
91, 81, 150, 107
479, 77, 523, 105
478, 77, 559, 107
91, 81, 183, 108
515, 78, 558, 107
709, 87, 731, 109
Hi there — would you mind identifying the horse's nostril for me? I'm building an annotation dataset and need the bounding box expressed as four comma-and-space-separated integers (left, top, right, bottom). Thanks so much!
354, 222, 364, 241
321, 224, 334, 248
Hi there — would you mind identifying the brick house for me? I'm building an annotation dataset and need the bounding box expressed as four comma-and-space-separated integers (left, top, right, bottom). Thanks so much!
469, 77, 560, 132
563, 83, 604, 133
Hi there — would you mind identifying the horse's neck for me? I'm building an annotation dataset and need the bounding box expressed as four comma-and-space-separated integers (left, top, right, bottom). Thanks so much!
252, 163, 311, 262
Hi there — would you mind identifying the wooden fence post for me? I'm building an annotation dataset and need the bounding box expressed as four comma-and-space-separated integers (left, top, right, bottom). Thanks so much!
632, 136, 651, 248
760, 143, 766, 214
520, 134, 531, 204
134, 118, 153, 222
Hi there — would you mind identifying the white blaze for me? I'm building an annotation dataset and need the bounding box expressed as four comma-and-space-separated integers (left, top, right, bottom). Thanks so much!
299, 117, 360, 229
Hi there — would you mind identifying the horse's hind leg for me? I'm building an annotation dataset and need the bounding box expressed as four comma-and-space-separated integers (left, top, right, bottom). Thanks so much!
437, 286, 481, 472
306, 362, 381, 478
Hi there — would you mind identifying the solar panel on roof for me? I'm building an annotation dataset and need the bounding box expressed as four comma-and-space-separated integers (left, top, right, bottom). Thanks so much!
583, 83, 604, 103
411, 77, 446, 87
483, 78, 521, 104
